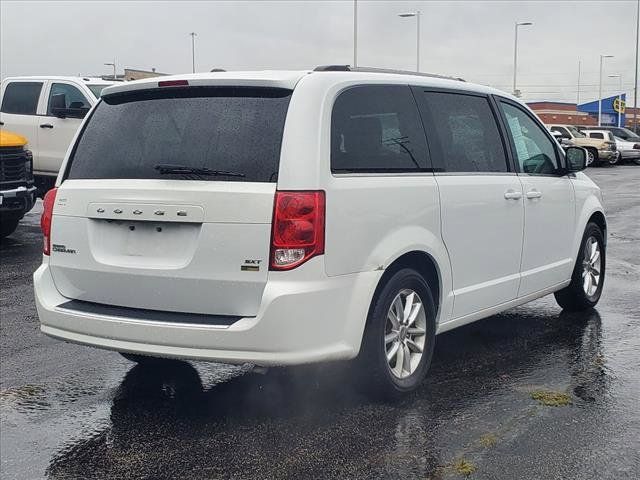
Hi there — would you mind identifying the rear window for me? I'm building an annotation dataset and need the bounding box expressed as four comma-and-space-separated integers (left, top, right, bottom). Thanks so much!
66, 86, 292, 182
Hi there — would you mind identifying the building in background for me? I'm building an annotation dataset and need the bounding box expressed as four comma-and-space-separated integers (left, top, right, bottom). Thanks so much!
98, 67, 168, 82
529, 94, 638, 131
123, 68, 168, 81
527, 101, 596, 126
577, 94, 626, 127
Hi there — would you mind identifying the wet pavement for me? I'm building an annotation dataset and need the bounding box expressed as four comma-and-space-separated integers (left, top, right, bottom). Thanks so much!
1, 167, 639, 479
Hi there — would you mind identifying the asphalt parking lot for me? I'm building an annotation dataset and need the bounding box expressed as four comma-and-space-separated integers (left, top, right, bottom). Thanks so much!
1, 166, 639, 480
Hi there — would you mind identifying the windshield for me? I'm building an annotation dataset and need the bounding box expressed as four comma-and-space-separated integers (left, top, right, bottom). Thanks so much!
87, 84, 113, 98
567, 126, 586, 138
66, 86, 292, 182
618, 128, 640, 141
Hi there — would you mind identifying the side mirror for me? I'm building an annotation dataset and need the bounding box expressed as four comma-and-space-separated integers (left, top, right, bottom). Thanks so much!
50, 94, 67, 117
565, 147, 587, 172
49, 93, 88, 119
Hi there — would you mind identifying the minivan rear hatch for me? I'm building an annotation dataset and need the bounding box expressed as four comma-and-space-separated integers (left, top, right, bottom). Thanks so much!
49, 84, 292, 317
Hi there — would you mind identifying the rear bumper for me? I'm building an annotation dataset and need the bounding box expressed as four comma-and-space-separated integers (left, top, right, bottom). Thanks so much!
0, 185, 37, 215
597, 149, 616, 160
34, 258, 381, 366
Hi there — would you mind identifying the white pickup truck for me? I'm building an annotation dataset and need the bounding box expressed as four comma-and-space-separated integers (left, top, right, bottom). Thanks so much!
0, 77, 114, 194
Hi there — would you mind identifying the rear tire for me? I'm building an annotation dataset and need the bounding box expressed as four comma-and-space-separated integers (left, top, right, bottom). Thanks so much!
356, 268, 436, 398
554, 222, 605, 311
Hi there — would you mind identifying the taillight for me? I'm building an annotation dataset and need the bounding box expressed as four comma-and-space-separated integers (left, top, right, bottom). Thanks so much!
158, 80, 189, 87
41, 187, 58, 255
270, 190, 325, 270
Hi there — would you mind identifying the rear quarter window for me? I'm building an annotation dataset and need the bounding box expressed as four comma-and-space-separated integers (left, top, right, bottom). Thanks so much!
66, 86, 292, 182
1, 82, 43, 115
331, 85, 431, 173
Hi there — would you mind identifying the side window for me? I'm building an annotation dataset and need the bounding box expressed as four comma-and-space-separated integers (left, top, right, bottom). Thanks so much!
589, 132, 604, 139
420, 92, 508, 173
500, 102, 559, 175
47, 83, 90, 114
331, 85, 430, 172
0, 82, 43, 115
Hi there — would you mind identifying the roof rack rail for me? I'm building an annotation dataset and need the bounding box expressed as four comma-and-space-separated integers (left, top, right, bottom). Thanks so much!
314, 65, 351, 72
313, 65, 465, 82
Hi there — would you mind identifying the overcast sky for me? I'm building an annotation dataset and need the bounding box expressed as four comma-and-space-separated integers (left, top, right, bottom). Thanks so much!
1, 1, 637, 104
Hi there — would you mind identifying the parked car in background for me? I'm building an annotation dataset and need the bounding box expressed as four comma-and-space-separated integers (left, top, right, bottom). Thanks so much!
0, 130, 36, 239
582, 130, 623, 165
548, 124, 617, 166
581, 126, 640, 142
34, 68, 606, 397
0, 77, 113, 196
610, 135, 640, 165
550, 129, 581, 154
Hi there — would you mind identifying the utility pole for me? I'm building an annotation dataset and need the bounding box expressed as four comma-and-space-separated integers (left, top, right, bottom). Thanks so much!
577, 60, 581, 105
353, 0, 358, 68
189, 32, 197, 73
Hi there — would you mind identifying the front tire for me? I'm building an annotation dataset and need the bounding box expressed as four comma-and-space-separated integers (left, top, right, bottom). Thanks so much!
356, 268, 436, 398
555, 222, 605, 311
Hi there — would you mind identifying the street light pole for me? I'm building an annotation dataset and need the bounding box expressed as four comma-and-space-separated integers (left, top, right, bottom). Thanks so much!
598, 54, 614, 126
512, 21, 533, 97
104, 60, 116, 81
353, 0, 358, 68
398, 10, 421, 72
608, 74, 623, 128
189, 32, 197, 73
634, 0, 639, 132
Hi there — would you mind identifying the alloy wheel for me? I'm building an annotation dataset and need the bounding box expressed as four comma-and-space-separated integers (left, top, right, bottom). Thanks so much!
582, 236, 601, 297
385, 289, 427, 379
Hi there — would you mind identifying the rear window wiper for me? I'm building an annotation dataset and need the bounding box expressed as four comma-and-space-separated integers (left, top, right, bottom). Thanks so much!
154, 164, 246, 178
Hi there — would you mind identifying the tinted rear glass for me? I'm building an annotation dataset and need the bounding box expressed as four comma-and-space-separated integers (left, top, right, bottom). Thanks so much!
331, 85, 431, 172
66, 87, 292, 182
419, 92, 508, 173
1, 82, 43, 115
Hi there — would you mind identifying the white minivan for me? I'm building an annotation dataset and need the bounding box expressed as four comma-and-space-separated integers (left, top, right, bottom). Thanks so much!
0, 77, 114, 194
34, 67, 606, 396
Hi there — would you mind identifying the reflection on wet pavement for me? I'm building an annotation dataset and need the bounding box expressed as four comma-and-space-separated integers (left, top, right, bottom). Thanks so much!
32, 308, 614, 479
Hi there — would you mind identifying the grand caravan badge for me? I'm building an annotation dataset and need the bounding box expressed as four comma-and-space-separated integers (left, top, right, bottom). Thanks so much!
52, 244, 77, 254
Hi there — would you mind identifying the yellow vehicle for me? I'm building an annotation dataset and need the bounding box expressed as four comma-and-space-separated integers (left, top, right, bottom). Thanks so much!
0, 130, 37, 239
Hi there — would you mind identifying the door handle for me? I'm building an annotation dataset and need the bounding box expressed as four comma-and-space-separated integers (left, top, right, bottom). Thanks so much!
0, 121, 4, 126
526, 190, 542, 199
504, 190, 523, 200
40, 123, 54, 129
